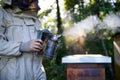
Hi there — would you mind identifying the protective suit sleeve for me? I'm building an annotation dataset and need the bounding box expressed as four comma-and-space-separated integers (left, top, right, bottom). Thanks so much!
19, 41, 31, 52
0, 7, 22, 56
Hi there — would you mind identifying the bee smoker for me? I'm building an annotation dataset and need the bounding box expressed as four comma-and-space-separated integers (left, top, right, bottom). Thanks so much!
37, 29, 61, 59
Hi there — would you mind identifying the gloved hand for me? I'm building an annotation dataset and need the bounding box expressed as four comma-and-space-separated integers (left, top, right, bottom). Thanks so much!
19, 39, 43, 52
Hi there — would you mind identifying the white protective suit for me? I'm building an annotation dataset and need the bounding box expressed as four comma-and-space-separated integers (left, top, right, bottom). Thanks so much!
0, 6, 46, 80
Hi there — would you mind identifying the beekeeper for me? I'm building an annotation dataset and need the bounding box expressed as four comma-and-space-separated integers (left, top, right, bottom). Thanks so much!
0, 0, 46, 80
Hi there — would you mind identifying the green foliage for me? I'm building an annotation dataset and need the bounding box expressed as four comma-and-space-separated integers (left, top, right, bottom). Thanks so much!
64, 0, 117, 22
44, 60, 66, 80
64, 0, 79, 11
0, 0, 1, 6
114, 1, 120, 12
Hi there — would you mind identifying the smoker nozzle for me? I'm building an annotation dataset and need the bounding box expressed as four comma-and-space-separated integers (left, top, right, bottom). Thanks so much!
51, 34, 62, 41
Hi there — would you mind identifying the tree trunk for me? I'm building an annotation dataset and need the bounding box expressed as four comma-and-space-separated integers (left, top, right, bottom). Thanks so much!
95, 0, 100, 17
56, 0, 63, 34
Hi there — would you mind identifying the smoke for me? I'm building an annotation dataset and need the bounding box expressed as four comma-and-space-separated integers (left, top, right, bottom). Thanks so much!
103, 13, 120, 28
64, 13, 120, 39
64, 15, 100, 39
63, 15, 101, 54
63, 13, 120, 54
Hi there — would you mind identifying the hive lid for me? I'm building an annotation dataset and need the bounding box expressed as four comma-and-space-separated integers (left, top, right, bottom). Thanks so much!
62, 54, 111, 63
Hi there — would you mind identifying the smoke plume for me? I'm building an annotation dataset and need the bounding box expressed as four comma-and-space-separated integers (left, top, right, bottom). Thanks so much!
64, 15, 100, 39
63, 13, 120, 54
103, 13, 120, 28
